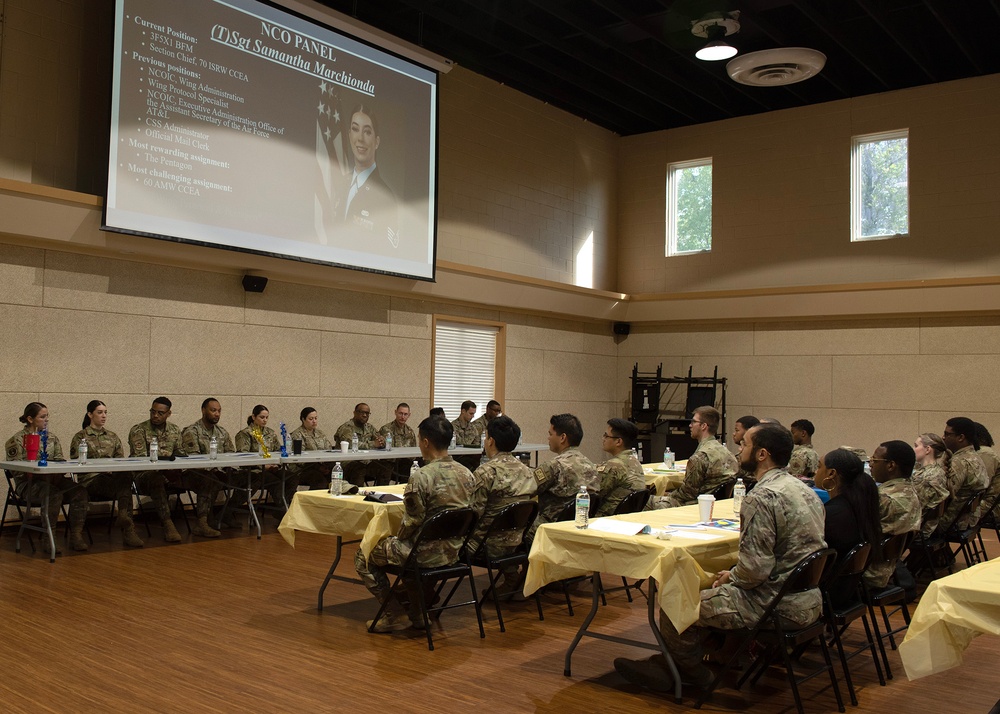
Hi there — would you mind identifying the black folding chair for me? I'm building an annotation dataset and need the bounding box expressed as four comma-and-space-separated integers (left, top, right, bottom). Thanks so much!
695, 547, 845, 714
822, 543, 885, 706
367, 508, 485, 651
709, 479, 736, 500
862, 531, 913, 679
942, 490, 988, 568
2, 470, 69, 545
465, 500, 542, 632
905, 500, 951, 581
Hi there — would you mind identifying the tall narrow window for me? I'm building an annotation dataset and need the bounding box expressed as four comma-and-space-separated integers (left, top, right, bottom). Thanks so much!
667, 158, 713, 256
432, 317, 505, 419
852, 130, 909, 241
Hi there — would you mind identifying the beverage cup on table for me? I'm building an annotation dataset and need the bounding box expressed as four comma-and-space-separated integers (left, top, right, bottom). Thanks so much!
339, 440, 349, 454
24, 433, 40, 461
292, 438, 303, 455
697, 494, 716, 523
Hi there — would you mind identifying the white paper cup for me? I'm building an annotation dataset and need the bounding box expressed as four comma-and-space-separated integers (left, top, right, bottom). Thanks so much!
340, 441, 349, 454
697, 494, 716, 523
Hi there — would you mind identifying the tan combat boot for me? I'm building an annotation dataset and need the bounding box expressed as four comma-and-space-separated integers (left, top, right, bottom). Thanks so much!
117, 498, 144, 547
162, 519, 183, 542
366, 601, 412, 633
68, 501, 89, 551
191, 515, 220, 538
121, 523, 144, 548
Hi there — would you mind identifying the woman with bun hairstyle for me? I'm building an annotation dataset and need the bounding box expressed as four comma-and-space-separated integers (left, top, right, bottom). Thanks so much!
70, 400, 143, 548
4, 402, 89, 553
233, 404, 283, 517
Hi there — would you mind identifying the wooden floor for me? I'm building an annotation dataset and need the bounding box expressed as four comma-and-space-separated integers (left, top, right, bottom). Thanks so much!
1, 517, 997, 713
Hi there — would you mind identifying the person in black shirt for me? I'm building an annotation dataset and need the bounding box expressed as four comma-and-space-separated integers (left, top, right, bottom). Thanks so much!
816, 448, 882, 608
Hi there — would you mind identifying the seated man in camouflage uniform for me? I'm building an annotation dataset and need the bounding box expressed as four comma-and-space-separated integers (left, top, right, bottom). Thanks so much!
526, 413, 599, 545
594, 418, 645, 517
128, 396, 184, 542
451, 400, 481, 471
864, 440, 921, 589
975, 423, 1000, 522
334, 403, 385, 487
468, 415, 536, 594
615, 424, 827, 692
471, 400, 502, 443
355, 415, 476, 633
373, 402, 417, 486
939, 416, 989, 534
788, 418, 820, 483
180, 398, 236, 538
650, 406, 737, 509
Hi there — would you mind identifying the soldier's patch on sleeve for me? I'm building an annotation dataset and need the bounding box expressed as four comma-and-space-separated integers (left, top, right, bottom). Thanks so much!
7, 444, 17, 458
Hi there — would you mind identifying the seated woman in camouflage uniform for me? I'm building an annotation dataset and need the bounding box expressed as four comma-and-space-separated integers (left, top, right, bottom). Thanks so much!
69, 400, 143, 548
233, 404, 283, 515
285, 407, 335, 501
5, 402, 89, 553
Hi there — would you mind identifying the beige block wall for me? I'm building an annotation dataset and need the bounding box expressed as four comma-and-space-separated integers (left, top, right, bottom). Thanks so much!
617, 74, 1000, 295
618, 318, 1000, 460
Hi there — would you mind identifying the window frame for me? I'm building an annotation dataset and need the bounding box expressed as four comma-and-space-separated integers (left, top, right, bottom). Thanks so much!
430, 315, 506, 419
666, 156, 713, 257
851, 129, 910, 242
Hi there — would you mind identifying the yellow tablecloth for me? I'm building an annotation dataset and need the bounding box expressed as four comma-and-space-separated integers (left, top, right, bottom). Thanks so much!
278, 485, 406, 559
525, 500, 739, 633
898, 558, 1000, 680
643, 465, 685, 496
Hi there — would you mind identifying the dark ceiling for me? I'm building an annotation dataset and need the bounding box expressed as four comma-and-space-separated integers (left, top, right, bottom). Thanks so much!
313, 0, 1000, 136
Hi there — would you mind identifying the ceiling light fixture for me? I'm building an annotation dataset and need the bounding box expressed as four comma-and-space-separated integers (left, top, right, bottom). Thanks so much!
691, 11, 740, 62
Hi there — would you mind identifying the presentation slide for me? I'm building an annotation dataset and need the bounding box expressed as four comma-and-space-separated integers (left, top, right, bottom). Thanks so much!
104, 0, 438, 281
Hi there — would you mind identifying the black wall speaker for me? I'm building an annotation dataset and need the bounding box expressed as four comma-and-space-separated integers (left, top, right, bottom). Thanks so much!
242, 275, 268, 293
613, 322, 631, 336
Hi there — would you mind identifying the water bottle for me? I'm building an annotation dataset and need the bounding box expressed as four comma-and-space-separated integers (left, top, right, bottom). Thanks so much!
575, 485, 590, 529
863, 461, 871, 478
78, 439, 88, 464
385, 432, 393, 451
449, 433, 457, 449
480, 431, 486, 451
664, 447, 674, 469
149, 436, 159, 462
631, 447, 642, 464
733, 477, 746, 515
209, 436, 218, 460
350, 433, 359, 453
410, 460, 420, 479
330, 462, 344, 496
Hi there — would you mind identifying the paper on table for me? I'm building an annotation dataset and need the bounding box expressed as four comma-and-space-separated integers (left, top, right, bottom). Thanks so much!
587, 519, 648, 536
671, 529, 726, 541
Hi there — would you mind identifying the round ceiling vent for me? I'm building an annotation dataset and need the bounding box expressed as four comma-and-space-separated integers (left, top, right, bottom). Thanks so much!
726, 48, 827, 86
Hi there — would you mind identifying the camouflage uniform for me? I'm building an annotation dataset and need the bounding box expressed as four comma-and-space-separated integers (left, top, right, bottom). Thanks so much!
977, 445, 1000, 519
335, 420, 381, 487
467, 451, 536, 556
374, 420, 417, 486
864, 478, 921, 588
527, 447, 599, 543
355, 455, 476, 605
788, 444, 820, 481
939, 445, 989, 533
180, 420, 235, 519
659, 467, 827, 681
5, 428, 88, 541
651, 437, 737, 509
234, 425, 283, 510
70, 426, 137, 525
595, 450, 645, 517
470, 414, 490, 442
451, 417, 479, 447
910, 462, 950, 537
285, 426, 334, 497
128, 419, 187, 529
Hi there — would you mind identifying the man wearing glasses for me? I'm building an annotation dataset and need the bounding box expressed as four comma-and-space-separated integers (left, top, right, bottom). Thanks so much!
864, 440, 921, 589
335, 403, 386, 487
939, 416, 989, 534
650, 406, 737, 509
594, 418, 645, 516
128, 396, 185, 542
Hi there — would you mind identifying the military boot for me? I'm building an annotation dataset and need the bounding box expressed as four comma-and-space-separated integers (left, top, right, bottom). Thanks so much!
154, 492, 183, 542
366, 595, 412, 633
117, 497, 144, 547
121, 522, 144, 547
68, 501, 89, 551
191, 515, 220, 538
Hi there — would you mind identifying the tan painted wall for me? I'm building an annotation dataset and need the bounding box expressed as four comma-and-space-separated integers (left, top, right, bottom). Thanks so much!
618, 74, 1000, 296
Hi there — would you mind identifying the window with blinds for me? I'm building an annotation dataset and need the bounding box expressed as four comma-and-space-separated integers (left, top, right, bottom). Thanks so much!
432, 319, 503, 419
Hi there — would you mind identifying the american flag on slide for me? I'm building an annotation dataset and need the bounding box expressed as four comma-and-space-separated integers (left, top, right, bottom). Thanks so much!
314, 81, 350, 244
